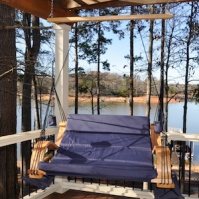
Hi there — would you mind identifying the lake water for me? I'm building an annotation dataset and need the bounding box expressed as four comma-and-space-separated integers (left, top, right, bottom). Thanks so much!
17, 99, 199, 164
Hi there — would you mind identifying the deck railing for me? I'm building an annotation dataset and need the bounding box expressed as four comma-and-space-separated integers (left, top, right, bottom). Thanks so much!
0, 127, 199, 199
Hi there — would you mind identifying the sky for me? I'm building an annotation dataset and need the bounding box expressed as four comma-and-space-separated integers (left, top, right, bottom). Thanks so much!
42, 5, 199, 86
67, 20, 195, 85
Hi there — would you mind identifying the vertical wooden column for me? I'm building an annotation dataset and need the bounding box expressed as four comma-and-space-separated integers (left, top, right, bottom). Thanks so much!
53, 24, 71, 193
53, 24, 71, 124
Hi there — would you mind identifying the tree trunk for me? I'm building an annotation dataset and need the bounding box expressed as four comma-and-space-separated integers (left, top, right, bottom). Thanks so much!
75, 22, 78, 114
21, 13, 40, 196
129, 7, 134, 116
181, 2, 194, 193
97, 21, 101, 115
165, 24, 175, 132
90, 81, 94, 114
159, 5, 165, 126
0, 4, 18, 199
145, 5, 154, 118
33, 75, 40, 129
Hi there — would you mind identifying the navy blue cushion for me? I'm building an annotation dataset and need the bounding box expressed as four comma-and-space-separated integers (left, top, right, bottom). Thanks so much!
22, 175, 54, 190
39, 114, 157, 182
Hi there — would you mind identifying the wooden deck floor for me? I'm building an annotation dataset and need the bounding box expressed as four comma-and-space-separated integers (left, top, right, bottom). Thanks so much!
44, 190, 137, 199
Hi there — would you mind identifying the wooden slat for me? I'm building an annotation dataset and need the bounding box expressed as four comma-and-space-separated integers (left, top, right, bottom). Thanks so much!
47, 14, 173, 23
55, 121, 67, 146
151, 146, 175, 188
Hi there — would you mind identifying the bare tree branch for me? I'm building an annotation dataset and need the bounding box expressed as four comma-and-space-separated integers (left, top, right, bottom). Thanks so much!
0, 25, 52, 30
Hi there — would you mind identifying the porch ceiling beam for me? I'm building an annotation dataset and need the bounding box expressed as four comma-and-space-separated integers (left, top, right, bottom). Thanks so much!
0, 0, 77, 20
47, 13, 173, 23
66, 0, 140, 10
61, 0, 194, 10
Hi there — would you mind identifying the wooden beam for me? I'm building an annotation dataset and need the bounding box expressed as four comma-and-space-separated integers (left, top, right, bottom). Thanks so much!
47, 14, 173, 23
0, 0, 195, 19
118, 0, 194, 5
62, 0, 195, 10
66, 0, 140, 10
0, 0, 77, 20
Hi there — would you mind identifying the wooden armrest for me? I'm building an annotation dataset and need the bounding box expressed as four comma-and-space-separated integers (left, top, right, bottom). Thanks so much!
28, 141, 59, 179
151, 146, 175, 188
28, 121, 66, 179
27, 169, 46, 179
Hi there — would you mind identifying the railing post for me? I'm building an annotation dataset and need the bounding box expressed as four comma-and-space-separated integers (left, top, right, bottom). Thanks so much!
54, 176, 69, 194
189, 141, 192, 196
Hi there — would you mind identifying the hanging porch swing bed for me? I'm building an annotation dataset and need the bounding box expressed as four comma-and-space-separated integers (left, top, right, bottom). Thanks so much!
38, 114, 157, 182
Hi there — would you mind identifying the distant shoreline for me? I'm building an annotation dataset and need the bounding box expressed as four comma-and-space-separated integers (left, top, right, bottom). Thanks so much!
42, 95, 182, 103
17, 93, 183, 103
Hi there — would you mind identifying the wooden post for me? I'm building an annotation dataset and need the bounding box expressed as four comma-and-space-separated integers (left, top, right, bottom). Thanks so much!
53, 24, 71, 124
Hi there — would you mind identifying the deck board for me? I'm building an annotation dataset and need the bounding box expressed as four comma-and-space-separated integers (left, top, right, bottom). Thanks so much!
44, 190, 137, 199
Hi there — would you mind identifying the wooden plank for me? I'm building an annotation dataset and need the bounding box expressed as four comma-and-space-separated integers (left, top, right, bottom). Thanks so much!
0, 0, 77, 20
118, 0, 194, 5
64, 0, 194, 10
66, 0, 140, 10
47, 13, 173, 23
0, 127, 59, 147
0, 0, 194, 15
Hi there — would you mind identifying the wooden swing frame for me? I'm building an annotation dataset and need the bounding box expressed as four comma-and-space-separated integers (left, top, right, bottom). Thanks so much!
28, 121, 67, 179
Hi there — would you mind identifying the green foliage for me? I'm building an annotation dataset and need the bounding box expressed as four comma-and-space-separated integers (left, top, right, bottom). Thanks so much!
124, 54, 143, 62
79, 78, 90, 94
193, 85, 199, 103
79, 81, 89, 94
168, 87, 176, 94
79, 75, 96, 95
70, 67, 86, 75
102, 60, 110, 71
117, 88, 129, 97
